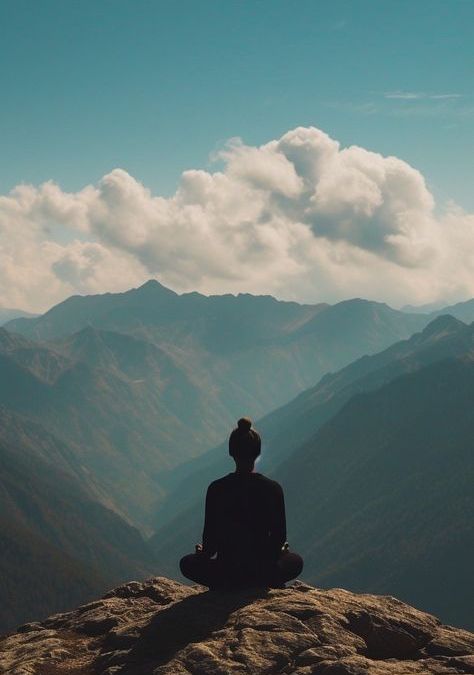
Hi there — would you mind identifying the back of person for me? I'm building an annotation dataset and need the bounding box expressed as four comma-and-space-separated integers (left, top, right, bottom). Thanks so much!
179, 417, 303, 590
204, 472, 285, 564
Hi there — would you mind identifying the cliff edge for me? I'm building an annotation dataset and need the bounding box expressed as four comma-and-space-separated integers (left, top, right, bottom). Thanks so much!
1, 577, 473, 675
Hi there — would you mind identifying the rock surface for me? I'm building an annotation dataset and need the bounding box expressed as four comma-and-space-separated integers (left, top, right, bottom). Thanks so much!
1, 577, 473, 675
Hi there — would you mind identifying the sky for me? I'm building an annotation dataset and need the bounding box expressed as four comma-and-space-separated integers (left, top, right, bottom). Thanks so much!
0, 0, 473, 313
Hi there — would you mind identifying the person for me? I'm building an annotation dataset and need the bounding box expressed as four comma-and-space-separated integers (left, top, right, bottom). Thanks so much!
180, 417, 303, 590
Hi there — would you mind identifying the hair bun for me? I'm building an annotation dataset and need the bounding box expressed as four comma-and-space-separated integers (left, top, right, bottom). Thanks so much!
229, 417, 261, 459
237, 417, 252, 432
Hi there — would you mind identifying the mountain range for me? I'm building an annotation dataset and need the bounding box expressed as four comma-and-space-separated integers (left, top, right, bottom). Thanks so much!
1, 281, 473, 633
0, 325, 232, 530
1, 281, 442, 531
150, 313, 473, 529
6, 280, 432, 419
151, 314, 474, 629
0, 308, 36, 326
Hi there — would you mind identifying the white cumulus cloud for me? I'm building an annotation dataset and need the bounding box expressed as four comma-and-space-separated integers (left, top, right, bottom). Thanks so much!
0, 125, 473, 313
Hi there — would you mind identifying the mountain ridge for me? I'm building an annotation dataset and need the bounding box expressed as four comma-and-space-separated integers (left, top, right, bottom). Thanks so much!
0, 420, 157, 633
0, 307, 36, 326
275, 356, 474, 629
2, 283, 473, 641
151, 318, 474, 629
3, 281, 435, 423
150, 313, 474, 529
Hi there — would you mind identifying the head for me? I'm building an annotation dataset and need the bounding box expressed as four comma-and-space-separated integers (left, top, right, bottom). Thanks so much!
229, 417, 261, 472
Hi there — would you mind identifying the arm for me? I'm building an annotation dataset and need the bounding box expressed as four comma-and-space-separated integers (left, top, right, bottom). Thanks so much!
201, 484, 218, 558
268, 484, 287, 558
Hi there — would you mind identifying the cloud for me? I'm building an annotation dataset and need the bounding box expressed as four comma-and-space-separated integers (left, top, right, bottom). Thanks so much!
380, 92, 472, 119
385, 91, 425, 100
430, 94, 463, 100
384, 91, 462, 100
0, 125, 473, 312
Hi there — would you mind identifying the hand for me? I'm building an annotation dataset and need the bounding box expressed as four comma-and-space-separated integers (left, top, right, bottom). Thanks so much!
195, 543, 203, 554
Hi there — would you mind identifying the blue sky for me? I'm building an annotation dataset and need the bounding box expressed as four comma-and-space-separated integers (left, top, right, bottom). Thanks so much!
1, 0, 472, 206
1, 0, 473, 312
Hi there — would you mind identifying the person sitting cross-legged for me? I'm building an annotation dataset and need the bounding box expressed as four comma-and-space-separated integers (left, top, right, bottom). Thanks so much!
180, 417, 303, 590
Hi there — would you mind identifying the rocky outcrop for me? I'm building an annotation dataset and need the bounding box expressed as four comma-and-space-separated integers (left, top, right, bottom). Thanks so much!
1, 577, 473, 675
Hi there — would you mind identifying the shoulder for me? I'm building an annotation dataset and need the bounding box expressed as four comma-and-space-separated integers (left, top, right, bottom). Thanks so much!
254, 474, 284, 495
207, 474, 233, 493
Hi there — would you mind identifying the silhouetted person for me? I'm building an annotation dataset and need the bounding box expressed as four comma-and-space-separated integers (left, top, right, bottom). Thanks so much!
180, 417, 303, 589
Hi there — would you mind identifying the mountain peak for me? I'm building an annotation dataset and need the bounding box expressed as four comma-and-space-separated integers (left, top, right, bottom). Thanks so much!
421, 314, 466, 339
2, 576, 473, 673
133, 279, 177, 297
325, 298, 394, 318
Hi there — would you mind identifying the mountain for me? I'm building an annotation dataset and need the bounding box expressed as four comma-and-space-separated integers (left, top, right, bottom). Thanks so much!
5, 280, 324, 342
1, 577, 473, 673
401, 298, 474, 323
0, 284, 437, 534
150, 314, 473, 536
254, 313, 473, 469
275, 357, 474, 629
0, 307, 36, 326
5, 281, 431, 419
3, 284, 470, 632
151, 317, 474, 629
0, 327, 234, 530
0, 514, 104, 638
0, 410, 158, 633
402, 300, 447, 313
432, 298, 474, 324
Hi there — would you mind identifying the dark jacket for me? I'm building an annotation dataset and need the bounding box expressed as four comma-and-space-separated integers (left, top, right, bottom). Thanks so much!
202, 472, 286, 562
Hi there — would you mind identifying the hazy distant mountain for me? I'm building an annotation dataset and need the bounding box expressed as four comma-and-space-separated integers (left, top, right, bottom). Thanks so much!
5, 280, 432, 420
0, 408, 158, 633
6, 280, 323, 343
403, 295, 474, 324
0, 308, 36, 326
1, 283, 437, 532
432, 298, 474, 324
151, 316, 474, 628
0, 327, 234, 529
253, 313, 474, 466
150, 314, 473, 533
402, 301, 447, 313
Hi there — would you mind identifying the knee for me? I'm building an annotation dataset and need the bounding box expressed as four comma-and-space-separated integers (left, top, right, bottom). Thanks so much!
280, 551, 304, 578
292, 553, 304, 577
179, 553, 196, 578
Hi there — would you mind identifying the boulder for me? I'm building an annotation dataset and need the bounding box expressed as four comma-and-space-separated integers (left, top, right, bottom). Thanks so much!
1, 577, 473, 675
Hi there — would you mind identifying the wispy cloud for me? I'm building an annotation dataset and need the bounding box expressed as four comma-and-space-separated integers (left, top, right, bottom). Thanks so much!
384, 91, 463, 100
430, 94, 463, 100
385, 91, 425, 100
326, 91, 470, 118
388, 102, 474, 119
